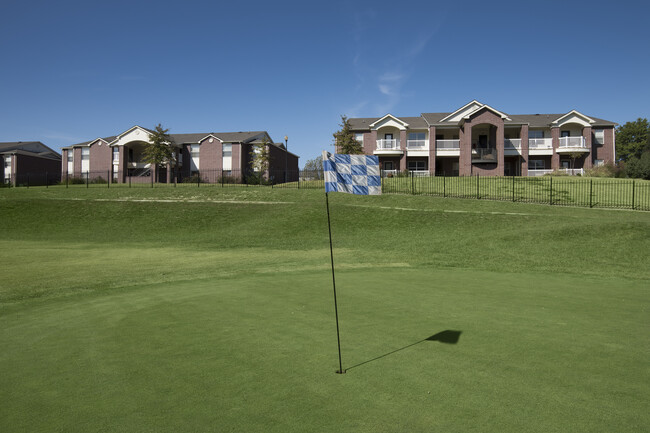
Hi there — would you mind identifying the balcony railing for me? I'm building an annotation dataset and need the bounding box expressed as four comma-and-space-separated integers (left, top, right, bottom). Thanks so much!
406, 140, 427, 149
559, 136, 586, 148
376, 139, 401, 150
472, 148, 498, 161
528, 168, 584, 177
436, 139, 460, 149
529, 138, 553, 149
504, 138, 522, 149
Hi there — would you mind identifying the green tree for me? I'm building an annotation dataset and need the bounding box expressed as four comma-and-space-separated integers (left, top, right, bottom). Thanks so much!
333, 115, 363, 154
250, 138, 271, 174
567, 151, 583, 170
303, 155, 323, 179
616, 118, 650, 161
143, 124, 175, 171
625, 151, 650, 180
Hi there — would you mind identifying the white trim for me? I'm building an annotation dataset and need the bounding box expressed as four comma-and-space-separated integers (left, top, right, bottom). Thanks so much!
439, 100, 511, 123
369, 114, 410, 130
198, 134, 224, 143
439, 100, 484, 122
108, 125, 152, 146
551, 110, 595, 127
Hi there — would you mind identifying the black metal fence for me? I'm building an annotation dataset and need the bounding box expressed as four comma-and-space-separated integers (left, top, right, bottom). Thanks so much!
3, 169, 648, 211
379, 172, 650, 211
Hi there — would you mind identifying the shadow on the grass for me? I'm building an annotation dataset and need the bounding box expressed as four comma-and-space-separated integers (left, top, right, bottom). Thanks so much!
345, 330, 462, 372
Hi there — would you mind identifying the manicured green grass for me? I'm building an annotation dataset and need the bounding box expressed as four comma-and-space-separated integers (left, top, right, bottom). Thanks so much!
381, 175, 650, 210
1, 187, 648, 432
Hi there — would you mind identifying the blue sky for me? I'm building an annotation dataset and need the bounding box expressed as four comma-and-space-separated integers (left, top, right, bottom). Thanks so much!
1, 0, 648, 166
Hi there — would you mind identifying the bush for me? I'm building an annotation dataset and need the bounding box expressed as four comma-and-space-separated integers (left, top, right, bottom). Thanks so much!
624, 151, 650, 179
90, 176, 107, 184
182, 174, 207, 184
62, 176, 87, 185
585, 162, 620, 178
544, 169, 570, 176
217, 175, 239, 184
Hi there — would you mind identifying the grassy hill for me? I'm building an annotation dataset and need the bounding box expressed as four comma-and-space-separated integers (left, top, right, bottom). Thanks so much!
1, 187, 648, 432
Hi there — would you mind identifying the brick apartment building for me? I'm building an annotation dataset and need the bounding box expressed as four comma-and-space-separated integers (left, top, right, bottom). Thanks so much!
1, 141, 62, 185
346, 100, 617, 176
61, 126, 299, 183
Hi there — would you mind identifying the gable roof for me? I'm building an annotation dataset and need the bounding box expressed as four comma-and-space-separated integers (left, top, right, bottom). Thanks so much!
0, 141, 61, 159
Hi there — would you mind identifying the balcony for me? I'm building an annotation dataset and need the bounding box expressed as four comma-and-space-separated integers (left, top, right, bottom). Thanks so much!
557, 136, 588, 153
472, 148, 497, 163
528, 138, 553, 149
504, 138, 522, 149
406, 140, 428, 150
528, 168, 584, 177
374, 139, 403, 155
435, 139, 460, 156
436, 139, 460, 149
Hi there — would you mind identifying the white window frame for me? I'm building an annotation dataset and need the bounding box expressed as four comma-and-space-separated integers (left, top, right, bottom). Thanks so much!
407, 160, 426, 171
354, 133, 364, 144
408, 132, 425, 141
594, 129, 604, 145
529, 130, 544, 139
530, 159, 545, 170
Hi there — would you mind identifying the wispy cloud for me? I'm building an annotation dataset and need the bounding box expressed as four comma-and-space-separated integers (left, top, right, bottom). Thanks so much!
349, 15, 437, 115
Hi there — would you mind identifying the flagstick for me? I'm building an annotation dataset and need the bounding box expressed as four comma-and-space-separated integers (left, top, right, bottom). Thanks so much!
325, 191, 345, 374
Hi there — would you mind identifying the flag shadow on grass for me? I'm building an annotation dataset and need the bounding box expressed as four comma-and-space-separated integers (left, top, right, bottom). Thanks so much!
344, 330, 462, 372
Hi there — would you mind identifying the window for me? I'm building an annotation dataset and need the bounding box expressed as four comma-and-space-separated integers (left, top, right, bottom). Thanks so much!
223, 144, 232, 157
561, 130, 570, 138
595, 159, 604, 167
408, 132, 425, 141
530, 160, 545, 170
112, 147, 119, 162
529, 130, 544, 139
407, 160, 426, 171
67, 152, 73, 162
354, 133, 364, 144
81, 147, 90, 174
190, 144, 200, 156
383, 161, 394, 170
594, 129, 604, 145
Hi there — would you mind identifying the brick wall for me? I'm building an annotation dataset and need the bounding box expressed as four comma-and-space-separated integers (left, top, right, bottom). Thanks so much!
89, 141, 111, 175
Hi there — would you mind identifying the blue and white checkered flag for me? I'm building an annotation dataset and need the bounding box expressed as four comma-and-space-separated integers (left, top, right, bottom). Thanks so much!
322, 151, 381, 195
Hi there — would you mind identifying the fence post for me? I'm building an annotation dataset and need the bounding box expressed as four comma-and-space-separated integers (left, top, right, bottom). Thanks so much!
589, 179, 593, 208
632, 180, 635, 210
86, 172, 89, 188
107, 170, 110, 188
66, 173, 68, 188
27, 174, 30, 188
549, 177, 553, 205
476, 173, 480, 199
411, 171, 414, 195
45, 171, 48, 188
443, 173, 446, 198
129, 174, 131, 188
197, 171, 200, 188
512, 175, 515, 202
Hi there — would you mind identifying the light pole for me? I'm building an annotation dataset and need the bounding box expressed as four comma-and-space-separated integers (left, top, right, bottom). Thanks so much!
284, 135, 288, 183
